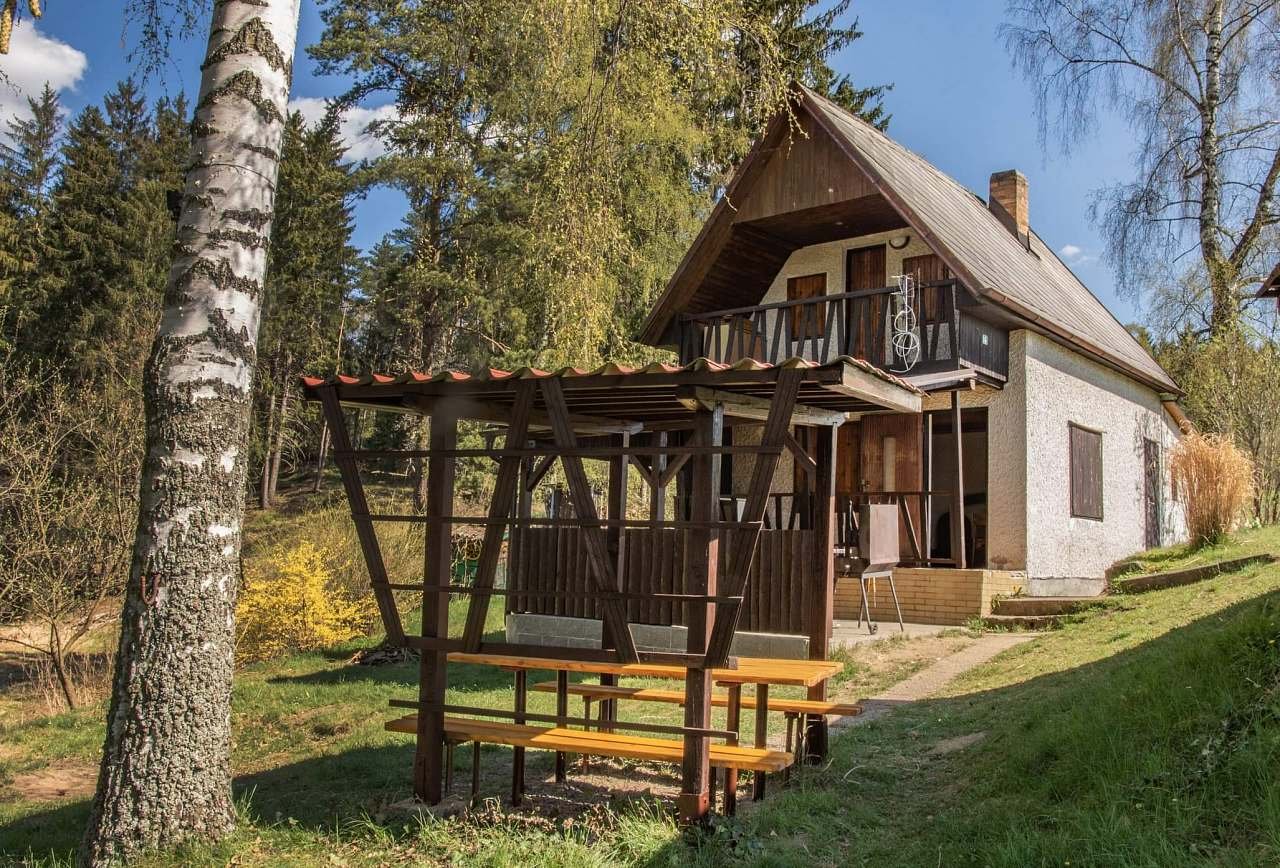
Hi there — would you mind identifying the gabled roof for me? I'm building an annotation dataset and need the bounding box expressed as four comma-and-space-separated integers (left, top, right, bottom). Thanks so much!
641, 84, 1179, 394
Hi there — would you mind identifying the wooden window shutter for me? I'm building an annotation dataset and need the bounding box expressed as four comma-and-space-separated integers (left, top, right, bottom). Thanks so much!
1069, 423, 1103, 520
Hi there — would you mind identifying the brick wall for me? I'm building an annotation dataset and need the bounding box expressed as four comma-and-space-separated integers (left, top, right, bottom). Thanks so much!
834, 568, 1026, 626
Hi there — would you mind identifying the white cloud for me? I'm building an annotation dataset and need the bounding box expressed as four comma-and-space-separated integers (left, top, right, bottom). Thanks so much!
1059, 243, 1093, 265
0, 21, 88, 123
288, 97, 398, 161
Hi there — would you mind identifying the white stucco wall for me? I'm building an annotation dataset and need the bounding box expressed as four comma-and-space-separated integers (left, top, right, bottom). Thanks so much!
1019, 332, 1187, 579
759, 228, 934, 305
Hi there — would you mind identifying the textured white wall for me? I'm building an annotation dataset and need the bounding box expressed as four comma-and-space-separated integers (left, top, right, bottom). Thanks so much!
759, 229, 934, 303
1020, 332, 1187, 579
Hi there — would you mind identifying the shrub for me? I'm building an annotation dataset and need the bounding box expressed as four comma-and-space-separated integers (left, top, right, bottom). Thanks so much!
1171, 433, 1255, 546
236, 541, 377, 663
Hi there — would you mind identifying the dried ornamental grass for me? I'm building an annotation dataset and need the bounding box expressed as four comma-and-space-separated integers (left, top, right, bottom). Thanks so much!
1171, 433, 1255, 546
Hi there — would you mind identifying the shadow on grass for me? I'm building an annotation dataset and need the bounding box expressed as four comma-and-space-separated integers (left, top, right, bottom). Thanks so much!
8, 586, 1278, 866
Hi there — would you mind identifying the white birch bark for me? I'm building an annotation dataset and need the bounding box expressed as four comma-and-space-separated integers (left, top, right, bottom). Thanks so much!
80, 2, 301, 864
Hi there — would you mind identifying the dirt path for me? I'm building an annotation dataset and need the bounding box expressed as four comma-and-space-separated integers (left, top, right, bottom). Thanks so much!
833, 633, 1036, 730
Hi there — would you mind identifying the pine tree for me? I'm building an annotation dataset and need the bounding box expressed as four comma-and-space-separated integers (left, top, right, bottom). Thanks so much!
0, 84, 61, 347
255, 109, 356, 505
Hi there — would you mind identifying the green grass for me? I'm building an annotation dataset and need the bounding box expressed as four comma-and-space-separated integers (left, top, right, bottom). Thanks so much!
1110, 522, 1280, 578
4, 526, 1280, 866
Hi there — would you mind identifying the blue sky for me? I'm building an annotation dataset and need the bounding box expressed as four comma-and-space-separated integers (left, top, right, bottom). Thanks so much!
0, 0, 1144, 323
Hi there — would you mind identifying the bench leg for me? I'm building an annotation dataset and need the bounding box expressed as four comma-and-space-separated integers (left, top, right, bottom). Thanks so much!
783, 713, 796, 786
471, 741, 481, 806
512, 671, 527, 806
724, 683, 741, 816
752, 684, 768, 801
554, 670, 568, 783
580, 698, 592, 771
445, 742, 455, 791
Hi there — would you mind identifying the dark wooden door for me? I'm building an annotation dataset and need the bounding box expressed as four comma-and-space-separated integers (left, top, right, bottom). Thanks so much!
846, 245, 886, 362
1143, 438, 1161, 549
787, 273, 826, 340
900, 252, 951, 324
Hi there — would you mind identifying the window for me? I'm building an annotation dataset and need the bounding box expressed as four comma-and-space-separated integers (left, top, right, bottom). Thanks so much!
1069, 423, 1103, 520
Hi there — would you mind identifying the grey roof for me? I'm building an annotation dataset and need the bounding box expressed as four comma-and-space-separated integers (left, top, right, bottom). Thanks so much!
801, 86, 1179, 393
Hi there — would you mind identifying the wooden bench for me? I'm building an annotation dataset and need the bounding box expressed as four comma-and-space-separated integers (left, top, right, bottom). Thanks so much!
528, 682, 860, 779
529, 681, 862, 718
385, 714, 793, 811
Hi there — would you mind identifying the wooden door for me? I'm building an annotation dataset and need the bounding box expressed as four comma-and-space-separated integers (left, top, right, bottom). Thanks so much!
846, 245, 886, 362
787, 273, 826, 340
1143, 438, 1161, 549
900, 252, 951, 324
859, 413, 923, 558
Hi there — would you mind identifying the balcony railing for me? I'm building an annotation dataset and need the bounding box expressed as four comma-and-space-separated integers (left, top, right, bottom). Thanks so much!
677, 280, 979, 375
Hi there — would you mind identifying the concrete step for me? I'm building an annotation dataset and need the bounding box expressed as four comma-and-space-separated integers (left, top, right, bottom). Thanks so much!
980, 613, 1067, 631
991, 596, 1111, 617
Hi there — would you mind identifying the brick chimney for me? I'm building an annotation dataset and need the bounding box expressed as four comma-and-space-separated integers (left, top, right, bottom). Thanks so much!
988, 170, 1029, 244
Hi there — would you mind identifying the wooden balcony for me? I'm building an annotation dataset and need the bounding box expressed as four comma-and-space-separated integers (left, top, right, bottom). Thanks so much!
676, 280, 1008, 380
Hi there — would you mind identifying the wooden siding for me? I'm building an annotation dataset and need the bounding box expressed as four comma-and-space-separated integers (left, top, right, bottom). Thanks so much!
732, 110, 878, 223
509, 528, 815, 636
859, 413, 924, 552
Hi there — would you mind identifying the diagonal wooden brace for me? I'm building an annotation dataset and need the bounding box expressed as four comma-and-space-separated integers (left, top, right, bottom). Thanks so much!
540, 378, 640, 664
461, 380, 537, 651
703, 368, 803, 667
317, 386, 405, 644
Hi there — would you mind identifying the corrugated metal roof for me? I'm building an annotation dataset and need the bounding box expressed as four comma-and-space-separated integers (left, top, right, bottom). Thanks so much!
800, 86, 1178, 392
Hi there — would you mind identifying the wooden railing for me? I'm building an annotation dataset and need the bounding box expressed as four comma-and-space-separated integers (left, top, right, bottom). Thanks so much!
508, 527, 815, 636
677, 280, 963, 371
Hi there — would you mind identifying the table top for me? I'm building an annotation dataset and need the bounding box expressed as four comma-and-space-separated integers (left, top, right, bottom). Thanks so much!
447, 652, 842, 687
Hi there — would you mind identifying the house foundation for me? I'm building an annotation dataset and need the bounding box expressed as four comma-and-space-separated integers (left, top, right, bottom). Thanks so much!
833, 567, 1025, 626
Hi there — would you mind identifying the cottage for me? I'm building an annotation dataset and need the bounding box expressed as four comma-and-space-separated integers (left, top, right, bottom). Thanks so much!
633, 84, 1190, 620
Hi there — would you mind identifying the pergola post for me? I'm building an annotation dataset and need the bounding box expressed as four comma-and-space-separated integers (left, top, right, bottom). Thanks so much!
414, 410, 456, 803
600, 431, 631, 720
678, 403, 722, 824
950, 388, 966, 569
805, 423, 837, 759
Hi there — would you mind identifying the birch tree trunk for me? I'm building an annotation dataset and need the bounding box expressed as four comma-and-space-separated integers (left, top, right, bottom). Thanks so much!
80, 2, 301, 864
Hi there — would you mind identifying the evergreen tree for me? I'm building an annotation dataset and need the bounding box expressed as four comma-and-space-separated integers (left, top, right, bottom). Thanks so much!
256, 109, 356, 505
0, 84, 62, 347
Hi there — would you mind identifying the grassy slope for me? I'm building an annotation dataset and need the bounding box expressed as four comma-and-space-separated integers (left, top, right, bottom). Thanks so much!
2, 526, 1278, 866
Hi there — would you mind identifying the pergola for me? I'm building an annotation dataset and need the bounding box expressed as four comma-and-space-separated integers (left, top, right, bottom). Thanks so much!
303, 355, 921, 820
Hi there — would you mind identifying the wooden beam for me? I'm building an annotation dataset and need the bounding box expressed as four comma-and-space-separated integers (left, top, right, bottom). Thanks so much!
703, 369, 804, 666
650, 432, 668, 523
833, 363, 922, 414
784, 431, 818, 478
676, 385, 847, 428
541, 378, 640, 663
605, 432, 631, 656
405, 393, 641, 436
317, 387, 404, 644
415, 409, 456, 804
461, 381, 537, 650
951, 389, 967, 570
678, 402, 723, 824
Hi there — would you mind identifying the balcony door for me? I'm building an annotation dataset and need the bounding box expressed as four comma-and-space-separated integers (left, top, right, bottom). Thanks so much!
845, 244, 886, 362
786, 273, 827, 346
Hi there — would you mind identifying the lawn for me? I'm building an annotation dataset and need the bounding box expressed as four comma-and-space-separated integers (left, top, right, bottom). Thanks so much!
2, 525, 1278, 866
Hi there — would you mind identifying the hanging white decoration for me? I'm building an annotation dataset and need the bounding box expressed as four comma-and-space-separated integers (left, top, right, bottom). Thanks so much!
890, 273, 921, 371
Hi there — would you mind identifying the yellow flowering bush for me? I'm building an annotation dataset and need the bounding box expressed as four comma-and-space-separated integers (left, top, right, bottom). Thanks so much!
237, 541, 376, 663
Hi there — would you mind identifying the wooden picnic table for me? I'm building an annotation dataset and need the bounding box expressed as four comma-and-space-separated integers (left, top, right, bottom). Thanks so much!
448, 651, 843, 807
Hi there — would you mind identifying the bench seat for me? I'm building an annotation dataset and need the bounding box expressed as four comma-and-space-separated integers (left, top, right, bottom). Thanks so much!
529, 682, 862, 718
385, 714, 793, 773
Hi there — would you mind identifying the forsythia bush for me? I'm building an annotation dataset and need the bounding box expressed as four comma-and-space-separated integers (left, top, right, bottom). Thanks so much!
237, 541, 376, 663
1171, 433, 1255, 546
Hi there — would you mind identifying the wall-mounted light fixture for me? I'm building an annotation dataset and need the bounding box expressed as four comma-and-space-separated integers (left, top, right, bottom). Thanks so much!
888, 234, 911, 250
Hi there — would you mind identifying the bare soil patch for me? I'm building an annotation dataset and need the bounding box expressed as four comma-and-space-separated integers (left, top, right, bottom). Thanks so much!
7, 761, 97, 803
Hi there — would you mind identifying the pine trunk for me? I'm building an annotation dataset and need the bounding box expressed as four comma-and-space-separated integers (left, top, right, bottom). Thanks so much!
79, 2, 301, 865
312, 418, 329, 492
